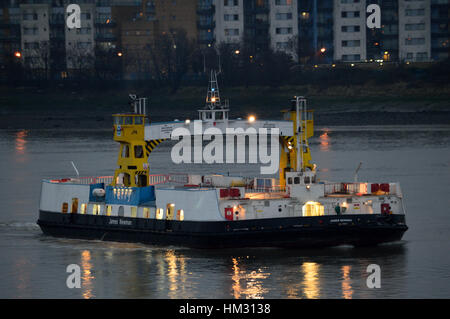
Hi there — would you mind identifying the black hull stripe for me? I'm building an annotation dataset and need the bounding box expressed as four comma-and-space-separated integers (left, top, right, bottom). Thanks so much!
37, 210, 407, 249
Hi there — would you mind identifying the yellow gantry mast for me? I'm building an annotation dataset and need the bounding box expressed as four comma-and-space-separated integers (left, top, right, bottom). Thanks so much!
279, 96, 315, 186
110, 93, 314, 188
111, 96, 163, 187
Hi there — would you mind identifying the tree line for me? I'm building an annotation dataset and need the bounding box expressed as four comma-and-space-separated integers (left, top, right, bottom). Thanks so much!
1, 28, 448, 91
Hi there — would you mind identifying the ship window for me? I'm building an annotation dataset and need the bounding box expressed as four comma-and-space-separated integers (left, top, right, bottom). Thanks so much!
114, 116, 122, 125
106, 205, 112, 216
177, 209, 184, 221
71, 198, 78, 213
156, 208, 164, 220
302, 201, 324, 217
136, 174, 147, 187
92, 204, 101, 215
80, 203, 87, 214
134, 145, 144, 158
166, 203, 175, 220
131, 207, 137, 218
304, 176, 310, 184
122, 144, 130, 158
134, 116, 143, 125
294, 177, 300, 184
123, 173, 131, 186
143, 207, 150, 218
287, 177, 292, 184
124, 116, 133, 125
62, 202, 68, 213
118, 206, 124, 217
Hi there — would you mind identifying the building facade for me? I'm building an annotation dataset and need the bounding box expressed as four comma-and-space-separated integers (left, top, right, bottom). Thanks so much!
333, 0, 367, 62
398, 0, 431, 62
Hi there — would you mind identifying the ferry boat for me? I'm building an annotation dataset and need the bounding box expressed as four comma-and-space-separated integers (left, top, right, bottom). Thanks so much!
37, 72, 408, 248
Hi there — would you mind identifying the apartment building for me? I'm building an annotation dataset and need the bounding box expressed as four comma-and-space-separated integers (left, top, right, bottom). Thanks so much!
20, 2, 50, 68
430, 0, 449, 61
65, 3, 96, 69
197, 0, 215, 46
333, 0, 367, 62
269, 0, 298, 57
298, 0, 334, 63
398, 0, 431, 62
0, 1, 21, 62
215, 0, 244, 45
243, 0, 270, 53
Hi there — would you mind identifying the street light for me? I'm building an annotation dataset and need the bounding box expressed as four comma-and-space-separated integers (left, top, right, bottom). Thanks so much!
117, 52, 123, 57
14, 51, 21, 58
320, 47, 326, 53
234, 50, 240, 55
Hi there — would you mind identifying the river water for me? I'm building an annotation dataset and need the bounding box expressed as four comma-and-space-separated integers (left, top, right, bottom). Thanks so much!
0, 125, 449, 298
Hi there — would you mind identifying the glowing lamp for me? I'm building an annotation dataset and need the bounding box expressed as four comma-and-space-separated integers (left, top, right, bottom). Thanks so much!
14, 51, 21, 58
248, 115, 256, 123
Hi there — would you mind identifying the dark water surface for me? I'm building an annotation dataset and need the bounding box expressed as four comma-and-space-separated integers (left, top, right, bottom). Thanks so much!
0, 125, 449, 298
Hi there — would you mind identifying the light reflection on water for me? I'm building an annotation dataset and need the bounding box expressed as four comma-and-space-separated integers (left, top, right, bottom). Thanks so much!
0, 125, 449, 298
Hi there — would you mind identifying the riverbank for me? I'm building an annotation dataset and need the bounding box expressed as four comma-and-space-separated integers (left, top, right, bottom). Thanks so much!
1, 83, 449, 129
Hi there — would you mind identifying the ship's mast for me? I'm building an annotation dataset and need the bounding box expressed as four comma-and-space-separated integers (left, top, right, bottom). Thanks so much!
198, 70, 229, 122
205, 70, 221, 109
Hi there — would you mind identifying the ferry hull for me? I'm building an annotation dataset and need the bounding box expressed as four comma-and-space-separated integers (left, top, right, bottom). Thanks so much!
37, 210, 407, 248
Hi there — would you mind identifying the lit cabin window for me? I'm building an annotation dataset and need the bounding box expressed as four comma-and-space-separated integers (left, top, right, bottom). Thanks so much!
302, 201, 324, 217
106, 205, 112, 216
143, 207, 150, 218
177, 209, 184, 221
71, 198, 78, 213
80, 203, 87, 214
92, 204, 101, 215
166, 204, 175, 220
62, 202, 68, 213
156, 208, 164, 220
131, 207, 137, 218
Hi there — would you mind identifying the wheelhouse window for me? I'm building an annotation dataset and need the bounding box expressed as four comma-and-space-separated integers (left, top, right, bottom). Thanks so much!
134, 116, 143, 125
134, 145, 144, 158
